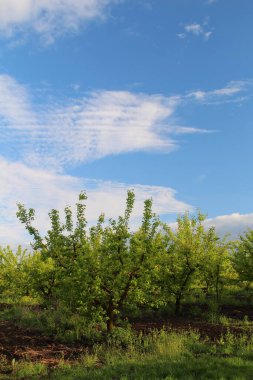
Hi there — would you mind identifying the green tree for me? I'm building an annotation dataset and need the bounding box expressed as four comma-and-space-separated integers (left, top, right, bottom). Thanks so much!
17, 191, 160, 332
16, 192, 90, 307
232, 229, 253, 296
87, 193, 160, 332
0, 246, 30, 302
160, 212, 215, 315
200, 230, 233, 305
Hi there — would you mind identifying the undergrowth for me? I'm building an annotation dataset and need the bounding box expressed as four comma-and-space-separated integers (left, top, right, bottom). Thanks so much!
1, 328, 253, 379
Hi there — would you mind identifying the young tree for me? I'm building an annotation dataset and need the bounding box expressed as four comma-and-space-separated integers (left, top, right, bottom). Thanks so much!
159, 213, 215, 315
16, 192, 90, 308
0, 246, 30, 302
232, 229, 253, 295
17, 191, 160, 332
200, 230, 233, 305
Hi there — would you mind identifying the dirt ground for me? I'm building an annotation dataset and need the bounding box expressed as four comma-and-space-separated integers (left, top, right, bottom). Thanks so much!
0, 321, 83, 366
133, 318, 245, 340
0, 315, 248, 367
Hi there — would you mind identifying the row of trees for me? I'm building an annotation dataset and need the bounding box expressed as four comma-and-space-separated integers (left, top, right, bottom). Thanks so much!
0, 191, 253, 332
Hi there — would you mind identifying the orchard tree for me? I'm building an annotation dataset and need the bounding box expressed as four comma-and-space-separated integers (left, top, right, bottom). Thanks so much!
232, 229, 253, 295
16, 192, 90, 308
0, 246, 30, 301
160, 212, 214, 315
22, 252, 57, 303
200, 229, 233, 305
70, 191, 161, 332
17, 190, 161, 332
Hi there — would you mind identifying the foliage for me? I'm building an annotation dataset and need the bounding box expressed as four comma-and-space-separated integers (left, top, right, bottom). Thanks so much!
16, 191, 161, 332
0, 246, 31, 302
158, 213, 230, 314
0, 190, 252, 338
200, 232, 234, 304
232, 230, 253, 293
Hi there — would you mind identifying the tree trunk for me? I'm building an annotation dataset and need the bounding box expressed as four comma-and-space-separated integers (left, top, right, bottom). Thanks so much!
203, 282, 210, 299
245, 282, 251, 303
106, 317, 114, 333
215, 282, 220, 305
175, 295, 182, 316
175, 270, 194, 316
106, 299, 115, 333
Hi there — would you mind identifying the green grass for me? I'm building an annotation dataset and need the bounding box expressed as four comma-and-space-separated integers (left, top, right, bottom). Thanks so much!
49, 355, 253, 380
0, 359, 47, 380
3, 354, 253, 380
1, 329, 253, 379
49, 330, 253, 380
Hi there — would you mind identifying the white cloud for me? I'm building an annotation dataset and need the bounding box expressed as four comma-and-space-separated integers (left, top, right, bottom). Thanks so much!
205, 213, 253, 239
48, 91, 180, 164
0, 157, 191, 247
179, 22, 212, 40
0, 75, 210, 169
0, 75, 36, 129
0, 75, 251, 170
1, 75, 251, 169
0, 0, 118, 42
185, 23, 203, 35
187, 80, 252, 104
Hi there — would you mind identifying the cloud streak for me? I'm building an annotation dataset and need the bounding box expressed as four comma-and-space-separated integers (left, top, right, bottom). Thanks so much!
0, 75, 251, 169
0, 75, 211, 169
187, 80, 253, 104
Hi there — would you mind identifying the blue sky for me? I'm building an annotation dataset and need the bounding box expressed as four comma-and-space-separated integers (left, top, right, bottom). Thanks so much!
0, 0, 252, 245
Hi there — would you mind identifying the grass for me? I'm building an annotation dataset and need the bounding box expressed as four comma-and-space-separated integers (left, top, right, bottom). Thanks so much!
1, 329, 253, 379
50, 356, 253, 380
2, 301, 253, 380
0, 359, 47, 380
46, 329, 253, 380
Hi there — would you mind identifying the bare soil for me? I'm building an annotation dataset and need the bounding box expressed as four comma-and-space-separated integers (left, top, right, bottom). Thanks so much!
0, 321, 83, 366
133, 318, 246, 340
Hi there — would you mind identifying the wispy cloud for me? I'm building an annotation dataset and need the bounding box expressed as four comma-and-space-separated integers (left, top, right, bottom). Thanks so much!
0, 75, 251, 170
178, 22, 212, 40
187, 80, 252, 104
0, 157, 191, 246
0, 75, 36, 129
0, 75, 210, 170
0, 0, 119, 43
170, 126, 213, 135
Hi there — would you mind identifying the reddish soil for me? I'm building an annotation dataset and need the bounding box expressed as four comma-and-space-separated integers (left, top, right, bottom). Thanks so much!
0, 321, 83, 366
132, 318, 246, 340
